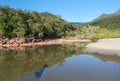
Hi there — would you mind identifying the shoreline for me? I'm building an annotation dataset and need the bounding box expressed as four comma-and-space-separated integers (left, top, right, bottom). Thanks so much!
85, 38, 120, 56
0, 38, 91, 50
1, 38, 120, 56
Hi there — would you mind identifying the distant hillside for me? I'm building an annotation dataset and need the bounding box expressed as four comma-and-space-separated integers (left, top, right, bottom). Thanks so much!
70, 22, 82, 25
89, 9, 120, 29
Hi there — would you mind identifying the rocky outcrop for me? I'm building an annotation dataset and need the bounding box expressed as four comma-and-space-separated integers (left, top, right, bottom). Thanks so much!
0, 38, 91, 50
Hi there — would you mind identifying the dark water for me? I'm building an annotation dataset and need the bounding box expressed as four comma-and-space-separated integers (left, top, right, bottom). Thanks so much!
0, 44, 120, 81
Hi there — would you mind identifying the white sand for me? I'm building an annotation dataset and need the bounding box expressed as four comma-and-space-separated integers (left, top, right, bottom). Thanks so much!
64, 39, 91, 43
85, 38, 120, 56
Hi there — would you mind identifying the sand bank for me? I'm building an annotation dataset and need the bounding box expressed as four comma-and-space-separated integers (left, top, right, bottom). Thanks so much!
85, 38, 120, 56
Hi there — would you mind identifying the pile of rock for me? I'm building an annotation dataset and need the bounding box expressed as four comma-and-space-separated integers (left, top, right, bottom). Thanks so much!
0, 38, 44, 45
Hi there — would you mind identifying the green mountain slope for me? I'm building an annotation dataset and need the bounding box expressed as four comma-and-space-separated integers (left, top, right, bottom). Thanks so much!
77, 9, 120, 39
90, 9, 120, 29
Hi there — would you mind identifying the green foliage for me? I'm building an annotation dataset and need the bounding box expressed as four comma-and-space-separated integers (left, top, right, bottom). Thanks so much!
77, 9, 120, 39
93, 29, 120, 39
75, 25, 120, 39
89, 9, 120, 30
0, 6, 75, 39
77, 25, 101, 39
76, 25, 101, 39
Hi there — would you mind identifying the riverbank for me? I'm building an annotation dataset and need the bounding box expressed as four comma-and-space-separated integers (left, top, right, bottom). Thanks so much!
0, 38, 91, 50
85, 38, 120, 56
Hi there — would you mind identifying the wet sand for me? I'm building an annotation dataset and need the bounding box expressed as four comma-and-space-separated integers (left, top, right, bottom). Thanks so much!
85, 38, 120, 56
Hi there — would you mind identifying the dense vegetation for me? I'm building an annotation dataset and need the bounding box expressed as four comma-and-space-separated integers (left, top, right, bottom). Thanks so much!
76, 9, 120, 39
90, 9, 120, 29
0, 5, 120, 40
0, 5, 75, 39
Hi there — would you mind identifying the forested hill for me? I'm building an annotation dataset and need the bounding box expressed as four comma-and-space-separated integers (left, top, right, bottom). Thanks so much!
89, 9, 120, 29
0, 6, 75, 39
70, 22, 81, 25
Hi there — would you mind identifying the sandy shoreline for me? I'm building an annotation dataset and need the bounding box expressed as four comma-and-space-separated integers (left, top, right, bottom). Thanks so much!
85, 38, 120, 56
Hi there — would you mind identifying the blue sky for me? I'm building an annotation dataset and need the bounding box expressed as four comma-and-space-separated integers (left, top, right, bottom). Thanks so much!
0, 0, 120, 22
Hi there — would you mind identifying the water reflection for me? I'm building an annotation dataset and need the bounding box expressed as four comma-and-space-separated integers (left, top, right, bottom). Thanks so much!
38, 54, 120, 81
35, 65, 46, 78
0, 44, 120, 81
13, 65, 46, 81
0, 44, 85, 81
89, 53, 120, 65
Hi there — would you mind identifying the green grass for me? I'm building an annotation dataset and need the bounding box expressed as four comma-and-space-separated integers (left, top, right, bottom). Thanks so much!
71, 25, 120, 39
93, 29, 120, 39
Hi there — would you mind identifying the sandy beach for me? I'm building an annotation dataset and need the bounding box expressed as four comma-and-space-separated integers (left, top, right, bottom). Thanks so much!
85, 38, 120, 56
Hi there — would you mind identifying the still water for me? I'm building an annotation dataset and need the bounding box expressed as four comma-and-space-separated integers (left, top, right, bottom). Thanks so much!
0, 44, 120, 81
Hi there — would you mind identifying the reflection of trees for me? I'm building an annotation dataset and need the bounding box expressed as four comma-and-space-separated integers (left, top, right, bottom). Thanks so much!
0, 44, 85, 81
89, 53, 120, 65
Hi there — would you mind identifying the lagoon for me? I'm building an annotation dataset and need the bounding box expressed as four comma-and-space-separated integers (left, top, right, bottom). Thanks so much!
0, 44, 120, 81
